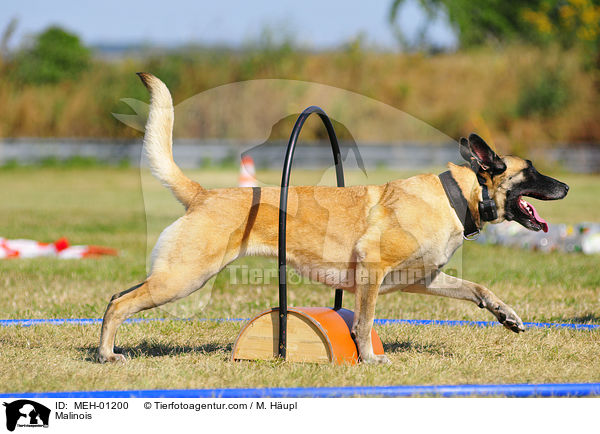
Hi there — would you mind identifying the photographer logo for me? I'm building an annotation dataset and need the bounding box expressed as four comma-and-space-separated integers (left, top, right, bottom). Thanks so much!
3, 400, 50, 431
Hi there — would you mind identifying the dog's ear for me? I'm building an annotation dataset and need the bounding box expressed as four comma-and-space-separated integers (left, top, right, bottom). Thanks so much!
467, 133, 506, 174
458, 137, 472, 161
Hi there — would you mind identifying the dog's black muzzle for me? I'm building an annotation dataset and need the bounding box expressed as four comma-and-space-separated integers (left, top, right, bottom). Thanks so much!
520, 171, 569, 201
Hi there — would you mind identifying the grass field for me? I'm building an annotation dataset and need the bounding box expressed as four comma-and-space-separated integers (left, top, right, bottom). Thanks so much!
1, 166, 599, 393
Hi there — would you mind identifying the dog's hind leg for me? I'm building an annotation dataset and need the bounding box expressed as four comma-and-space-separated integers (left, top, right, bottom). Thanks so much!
98, 207, 256, 363
98, 255, 235, 363
98, 281, 154, 363
398, 271, 525, 333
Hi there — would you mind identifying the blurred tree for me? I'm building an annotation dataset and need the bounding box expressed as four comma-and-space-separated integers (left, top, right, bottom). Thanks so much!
389, 0, 542, 48
389, 0, 600, 54
0, 18, 18, 64
12, 26, 90, 84
521, 0, 600, 66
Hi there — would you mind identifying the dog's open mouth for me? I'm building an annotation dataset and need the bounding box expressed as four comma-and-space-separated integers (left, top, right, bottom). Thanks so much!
518, 196, 548, 232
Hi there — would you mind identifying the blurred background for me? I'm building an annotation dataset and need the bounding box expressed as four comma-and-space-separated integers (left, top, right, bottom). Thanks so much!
0, 0, 599, 170
2, 1, 600, 392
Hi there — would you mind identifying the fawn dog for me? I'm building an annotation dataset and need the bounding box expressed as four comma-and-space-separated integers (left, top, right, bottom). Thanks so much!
98, 73, 569, 364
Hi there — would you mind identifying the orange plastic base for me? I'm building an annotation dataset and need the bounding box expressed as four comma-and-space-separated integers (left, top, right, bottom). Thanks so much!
232, 307, 384, 365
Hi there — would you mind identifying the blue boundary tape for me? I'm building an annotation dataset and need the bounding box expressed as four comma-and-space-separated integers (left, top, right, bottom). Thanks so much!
1, 383, 599, 398
375, 318, 600, 330
0, 318, 245, 326
0, 317, 598, 330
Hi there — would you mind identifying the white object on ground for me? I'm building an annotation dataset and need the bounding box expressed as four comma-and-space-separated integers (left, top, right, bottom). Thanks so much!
0, 237, 117, 259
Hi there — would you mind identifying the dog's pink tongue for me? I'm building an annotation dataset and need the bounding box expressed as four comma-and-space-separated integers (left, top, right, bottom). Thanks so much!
527, 201, 548, 232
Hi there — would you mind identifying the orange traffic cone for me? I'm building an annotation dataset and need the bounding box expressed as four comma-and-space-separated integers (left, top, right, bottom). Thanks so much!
238, 155, 257, 187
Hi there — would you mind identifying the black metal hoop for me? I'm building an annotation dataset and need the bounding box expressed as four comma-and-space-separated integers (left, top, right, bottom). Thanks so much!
277, 106, 345, 359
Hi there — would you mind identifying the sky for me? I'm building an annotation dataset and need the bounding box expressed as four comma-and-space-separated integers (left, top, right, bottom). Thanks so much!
1, 0, 456, 50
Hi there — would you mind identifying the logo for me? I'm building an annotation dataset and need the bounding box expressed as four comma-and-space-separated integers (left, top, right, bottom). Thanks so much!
3, 400, 50, 431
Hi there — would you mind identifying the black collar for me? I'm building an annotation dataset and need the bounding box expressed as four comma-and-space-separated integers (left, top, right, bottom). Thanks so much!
438, 171, 480, 239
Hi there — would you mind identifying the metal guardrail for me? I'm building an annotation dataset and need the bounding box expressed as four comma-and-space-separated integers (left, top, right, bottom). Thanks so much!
1, 139, 598, 172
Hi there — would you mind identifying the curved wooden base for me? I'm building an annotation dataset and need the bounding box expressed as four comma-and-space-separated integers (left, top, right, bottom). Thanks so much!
232, 307, 384, 365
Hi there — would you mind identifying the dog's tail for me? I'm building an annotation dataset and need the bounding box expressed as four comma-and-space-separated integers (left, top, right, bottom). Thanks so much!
137, 72, 201, 208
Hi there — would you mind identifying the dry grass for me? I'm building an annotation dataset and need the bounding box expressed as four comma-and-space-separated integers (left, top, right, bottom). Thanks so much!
0, 167, 599, 393
0, 45, 597, 147
1, 322, 598, 393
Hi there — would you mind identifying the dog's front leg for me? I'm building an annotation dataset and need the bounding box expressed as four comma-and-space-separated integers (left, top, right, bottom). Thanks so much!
400, 271, 525, 333
352, 264, 390, 364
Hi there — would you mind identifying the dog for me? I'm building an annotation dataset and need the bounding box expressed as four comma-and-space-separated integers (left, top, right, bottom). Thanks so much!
98, 73, 569, 364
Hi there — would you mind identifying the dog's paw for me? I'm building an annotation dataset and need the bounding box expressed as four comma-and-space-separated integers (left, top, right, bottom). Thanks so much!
493, 304, 525, 333
361, 354, 390, 365
97, 352, 127, 364
503, 314, 526, 333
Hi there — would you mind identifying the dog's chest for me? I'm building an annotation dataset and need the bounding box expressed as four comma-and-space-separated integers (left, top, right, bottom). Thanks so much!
378, 228, 463, 293
407, 228, 462, 270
